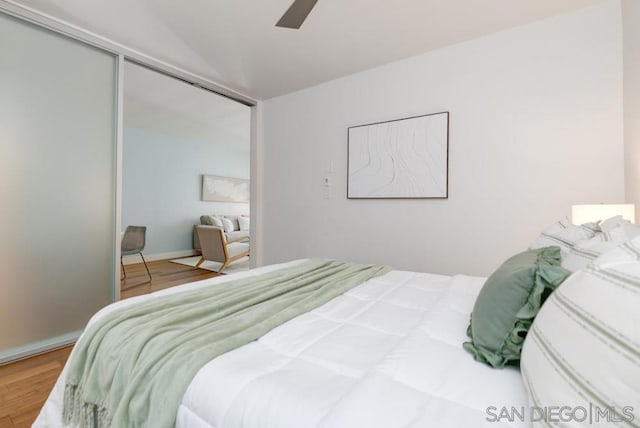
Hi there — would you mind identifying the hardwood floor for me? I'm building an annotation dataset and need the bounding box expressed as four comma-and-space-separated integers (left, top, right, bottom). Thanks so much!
0, 346, 72, 428
0, 259, 220, 427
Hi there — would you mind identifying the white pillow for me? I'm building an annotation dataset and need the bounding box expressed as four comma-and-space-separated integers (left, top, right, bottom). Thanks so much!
560, 224, 629, 272
210, 216, 224, 228
225, 216, 240, 231
203, 214, 223, 228
623, 221, 640, 239
221, 218, 234, 233
238, 216, 250, 231
599, 215, 624, 233
600, 215, 640, 239
520, 236, 640, 427
529, 217, 599, 259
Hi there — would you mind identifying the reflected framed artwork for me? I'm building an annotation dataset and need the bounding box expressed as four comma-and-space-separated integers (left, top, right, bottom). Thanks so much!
202, 175, 249, 203
347, 112, 449, 199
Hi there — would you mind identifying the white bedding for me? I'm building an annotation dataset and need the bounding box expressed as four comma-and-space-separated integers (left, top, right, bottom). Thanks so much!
35, 260, 531, 428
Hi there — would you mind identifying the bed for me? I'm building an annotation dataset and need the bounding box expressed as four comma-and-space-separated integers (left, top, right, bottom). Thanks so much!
34, 259, 530, 428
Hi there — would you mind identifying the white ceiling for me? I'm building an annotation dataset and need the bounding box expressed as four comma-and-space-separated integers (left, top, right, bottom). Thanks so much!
124, 61, 250, 151
15, 0, 607, 100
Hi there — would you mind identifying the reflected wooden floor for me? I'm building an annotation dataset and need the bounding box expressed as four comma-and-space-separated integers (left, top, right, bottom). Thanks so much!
0, 259, 220, 427
120, 257, 221, 299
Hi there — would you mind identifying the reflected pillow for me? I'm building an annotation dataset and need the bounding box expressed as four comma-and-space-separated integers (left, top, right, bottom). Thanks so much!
464, 246, 571, 368
210, 216, 224, 228
221, 218, 234, 233
202, 215, 223, 228
230, 217, 241, 231
238, 216, 250, 231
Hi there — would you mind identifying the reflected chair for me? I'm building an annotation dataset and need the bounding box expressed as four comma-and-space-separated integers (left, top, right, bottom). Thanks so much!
121, 225, 152, 281
195, 225, 249, 274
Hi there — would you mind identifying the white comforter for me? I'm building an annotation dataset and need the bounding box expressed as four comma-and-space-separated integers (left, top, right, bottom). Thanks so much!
35, 260, 531, 428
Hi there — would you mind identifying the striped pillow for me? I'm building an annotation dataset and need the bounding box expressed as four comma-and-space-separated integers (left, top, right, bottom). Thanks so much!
560, 224, 629, 272
530, 217, 599, 260
520, 237, 640, 427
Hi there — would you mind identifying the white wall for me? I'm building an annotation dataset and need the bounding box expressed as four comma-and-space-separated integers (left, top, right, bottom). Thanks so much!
261, 1, 624, 276
123, 127, 249, 257
623, 0, 640, 207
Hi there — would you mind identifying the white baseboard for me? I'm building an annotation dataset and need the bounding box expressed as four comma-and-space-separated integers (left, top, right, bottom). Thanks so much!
122, 250, 196, 265
0, 330, 80, 365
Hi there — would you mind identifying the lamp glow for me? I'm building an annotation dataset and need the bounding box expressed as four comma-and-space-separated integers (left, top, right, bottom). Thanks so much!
571, 204, 636, 225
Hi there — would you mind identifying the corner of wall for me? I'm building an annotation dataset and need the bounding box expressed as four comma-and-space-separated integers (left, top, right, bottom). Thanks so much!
250, 101, 264, 267
622, 0, 640, 210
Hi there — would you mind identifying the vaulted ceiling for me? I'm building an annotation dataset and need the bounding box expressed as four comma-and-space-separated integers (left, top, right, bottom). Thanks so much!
14, 0, 607, 100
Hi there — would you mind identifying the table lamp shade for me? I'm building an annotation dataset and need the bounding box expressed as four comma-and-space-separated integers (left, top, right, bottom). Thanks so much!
571, 204, 636, 225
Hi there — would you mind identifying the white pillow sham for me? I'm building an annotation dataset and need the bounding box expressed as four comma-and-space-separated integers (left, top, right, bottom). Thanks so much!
560, 224, 629, 272
529, 217, 599, 260
600, 215, 640, 239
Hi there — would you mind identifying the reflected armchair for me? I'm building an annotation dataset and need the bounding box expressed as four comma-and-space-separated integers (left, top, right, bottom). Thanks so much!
195, 225, 249, 274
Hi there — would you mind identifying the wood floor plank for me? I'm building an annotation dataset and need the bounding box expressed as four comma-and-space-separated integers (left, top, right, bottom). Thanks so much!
0, 361, 60, 387
0, 259, 221, 426
11, 405, 42, 428
0, 416, 13, 428
0, 387, 8, 425
0, 347, 71, 380
9, 394, 49, 425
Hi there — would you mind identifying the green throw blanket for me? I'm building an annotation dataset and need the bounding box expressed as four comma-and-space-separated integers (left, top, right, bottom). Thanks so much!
62, 259, 390, 428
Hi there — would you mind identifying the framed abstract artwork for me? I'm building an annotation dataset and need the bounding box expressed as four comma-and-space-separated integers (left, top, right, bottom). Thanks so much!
347, 112, 449, 199
202, 175, 249, 203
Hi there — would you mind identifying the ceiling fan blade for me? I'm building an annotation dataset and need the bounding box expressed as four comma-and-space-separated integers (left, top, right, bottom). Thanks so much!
275, 0, 319, 29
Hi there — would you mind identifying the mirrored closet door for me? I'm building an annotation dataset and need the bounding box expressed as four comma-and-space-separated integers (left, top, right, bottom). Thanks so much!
0, 12, 117, 362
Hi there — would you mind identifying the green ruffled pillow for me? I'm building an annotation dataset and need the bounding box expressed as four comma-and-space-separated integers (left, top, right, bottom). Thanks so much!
463, 246, 570, 368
